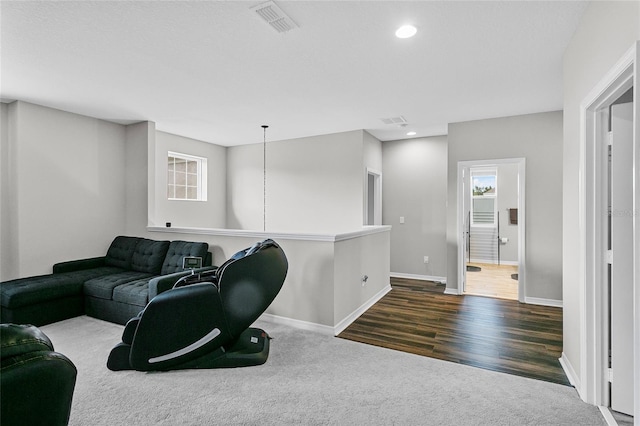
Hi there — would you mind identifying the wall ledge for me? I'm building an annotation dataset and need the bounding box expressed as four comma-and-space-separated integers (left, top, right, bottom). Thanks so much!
147, 225, 391, 243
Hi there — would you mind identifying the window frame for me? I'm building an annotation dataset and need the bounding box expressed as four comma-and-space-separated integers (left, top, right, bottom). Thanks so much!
167, 151, 208, 202
470, 168, 497, 227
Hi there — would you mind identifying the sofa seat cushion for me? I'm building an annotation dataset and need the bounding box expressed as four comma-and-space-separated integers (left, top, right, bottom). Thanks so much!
1, 267, 125, 309
112, 278, 156, 307
83, 271, 154, 300
131, 239, 170, 275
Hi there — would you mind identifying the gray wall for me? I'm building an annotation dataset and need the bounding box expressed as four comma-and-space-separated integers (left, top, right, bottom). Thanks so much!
0, 103, 10, 279
1, 101, 128, 279
124, 121, 153, 237
334, 229, 390, 327
153, 131, 227, 229
447, 111, 563, 301
496, 163, 519, 263
382, 136, 448, 279
226, 130, 376, 234
562, 0, 639, 385
363, 131, 382, 225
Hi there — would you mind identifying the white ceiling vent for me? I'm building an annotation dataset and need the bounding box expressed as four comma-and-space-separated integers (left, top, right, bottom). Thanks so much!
381, 116, 408, 126
251, 1, 298, 33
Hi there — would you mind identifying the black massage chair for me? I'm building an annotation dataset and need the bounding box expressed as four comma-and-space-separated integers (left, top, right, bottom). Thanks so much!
1, 324, 77, 426
107, 239, 288, 371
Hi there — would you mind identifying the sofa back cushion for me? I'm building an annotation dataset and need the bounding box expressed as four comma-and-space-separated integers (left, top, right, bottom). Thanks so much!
105, 236, 142, 269
161, 241, 209, 275
131, 239, 170, 274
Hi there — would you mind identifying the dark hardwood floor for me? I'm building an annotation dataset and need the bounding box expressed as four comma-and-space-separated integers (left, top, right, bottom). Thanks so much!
338, 277, 570, 385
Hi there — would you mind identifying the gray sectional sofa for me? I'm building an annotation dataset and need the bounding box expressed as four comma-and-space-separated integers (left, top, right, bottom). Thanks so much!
0, 236, 213, 326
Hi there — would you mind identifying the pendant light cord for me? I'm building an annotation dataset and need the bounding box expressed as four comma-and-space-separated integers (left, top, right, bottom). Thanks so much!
262, 125, 268, 232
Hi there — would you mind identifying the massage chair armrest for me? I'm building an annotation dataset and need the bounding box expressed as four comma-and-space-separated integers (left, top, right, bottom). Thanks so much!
1, 349, 77, 426
148, 266, 217, 299
0, 324, 54, 359
128, 283, 232, 371
53, 256, 107, 274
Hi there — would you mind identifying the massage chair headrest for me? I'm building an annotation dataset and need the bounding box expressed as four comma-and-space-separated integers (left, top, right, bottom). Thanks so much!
217, 239, 279, 276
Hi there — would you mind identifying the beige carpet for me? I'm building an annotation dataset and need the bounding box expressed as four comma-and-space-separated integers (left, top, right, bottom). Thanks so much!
41, 316, 605, 425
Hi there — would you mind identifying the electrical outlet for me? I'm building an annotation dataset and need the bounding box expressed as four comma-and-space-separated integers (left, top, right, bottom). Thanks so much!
423, 256, 429, 264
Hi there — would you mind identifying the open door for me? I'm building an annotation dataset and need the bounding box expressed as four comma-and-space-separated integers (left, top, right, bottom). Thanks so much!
579, 43, 638, 420
609, 101, 634, 416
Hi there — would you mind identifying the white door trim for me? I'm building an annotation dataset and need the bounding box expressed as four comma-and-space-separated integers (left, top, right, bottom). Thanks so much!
577, 42, 638, 420
364, 168, 382, 226
457, 158, 526, 302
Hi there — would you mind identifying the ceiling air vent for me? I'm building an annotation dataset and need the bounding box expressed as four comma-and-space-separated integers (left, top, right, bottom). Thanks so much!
381, 116, 408, 126
251, 1, 298, 33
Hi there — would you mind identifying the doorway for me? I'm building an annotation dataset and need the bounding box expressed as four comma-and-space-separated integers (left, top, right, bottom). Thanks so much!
457, 158, 526, 303
579, 42, 637, 422
608, 95, 634, 419
365, 168, 382, 226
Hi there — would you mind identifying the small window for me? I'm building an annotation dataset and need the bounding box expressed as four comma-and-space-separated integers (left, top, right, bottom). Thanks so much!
167, 152, 207, 201
471, 169, 497, 225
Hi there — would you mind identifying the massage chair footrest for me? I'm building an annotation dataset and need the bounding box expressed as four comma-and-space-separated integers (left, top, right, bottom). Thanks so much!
107, 328, 271, 371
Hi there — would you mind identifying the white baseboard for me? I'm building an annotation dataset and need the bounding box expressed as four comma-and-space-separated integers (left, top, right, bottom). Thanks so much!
598, 407, 618, 426
391, 272, 447, 284
525, 297, 563, 308
559, 352, 580, 390
256, 313, 334, 336
443, 287, 459, 295
258, 284, 392, 337
469, 258, 519, 266
333, 284, 392, 336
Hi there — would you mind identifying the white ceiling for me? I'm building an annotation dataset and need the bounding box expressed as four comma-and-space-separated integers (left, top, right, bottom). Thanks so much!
1, 1, 587, 147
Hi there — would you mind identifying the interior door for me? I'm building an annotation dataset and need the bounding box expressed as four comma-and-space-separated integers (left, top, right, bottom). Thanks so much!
609, 101, 634, 416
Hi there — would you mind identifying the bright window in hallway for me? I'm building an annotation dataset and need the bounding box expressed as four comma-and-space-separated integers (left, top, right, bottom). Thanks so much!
471, 168, 497, 225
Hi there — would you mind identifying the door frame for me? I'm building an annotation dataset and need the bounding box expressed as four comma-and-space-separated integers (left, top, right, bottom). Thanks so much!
578, 41, 638, 420
364, 168, 382, 226
457, 157, 526, 302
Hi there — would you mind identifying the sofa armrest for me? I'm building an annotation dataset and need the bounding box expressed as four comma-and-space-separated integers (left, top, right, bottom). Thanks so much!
53, 257, 106, 274
148, 267, 217, 300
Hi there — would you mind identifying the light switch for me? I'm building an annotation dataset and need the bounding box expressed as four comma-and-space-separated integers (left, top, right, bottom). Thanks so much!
399, 216, 405, 224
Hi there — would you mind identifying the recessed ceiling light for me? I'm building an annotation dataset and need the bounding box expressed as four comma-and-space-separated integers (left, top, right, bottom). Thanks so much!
406, 131, 417, 136
395, 25, 417, 39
